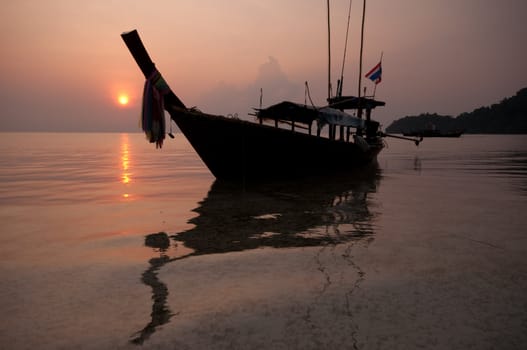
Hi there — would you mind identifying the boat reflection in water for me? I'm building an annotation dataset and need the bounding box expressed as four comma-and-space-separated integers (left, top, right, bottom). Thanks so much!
132, 166, 382, 344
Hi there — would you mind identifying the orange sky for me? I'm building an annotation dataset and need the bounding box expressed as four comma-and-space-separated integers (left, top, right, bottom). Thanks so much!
1, 0, 526, 131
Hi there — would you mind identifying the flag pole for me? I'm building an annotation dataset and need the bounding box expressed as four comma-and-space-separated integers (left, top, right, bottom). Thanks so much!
373, 51, 383, 99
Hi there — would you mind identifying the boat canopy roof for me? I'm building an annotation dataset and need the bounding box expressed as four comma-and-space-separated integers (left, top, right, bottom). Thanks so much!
327, 95, 385, 110
257, 101, 365, 128
257, 101, 318, 125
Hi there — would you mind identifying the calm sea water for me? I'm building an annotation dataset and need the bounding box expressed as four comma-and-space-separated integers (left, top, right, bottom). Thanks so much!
0, 132, 526, 349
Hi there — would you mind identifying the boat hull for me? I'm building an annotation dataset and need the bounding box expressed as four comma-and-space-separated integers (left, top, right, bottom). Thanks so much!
168, 107, 383, 182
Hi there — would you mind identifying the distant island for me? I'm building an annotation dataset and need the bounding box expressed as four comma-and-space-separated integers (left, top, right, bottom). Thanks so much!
385, 87, 527, 134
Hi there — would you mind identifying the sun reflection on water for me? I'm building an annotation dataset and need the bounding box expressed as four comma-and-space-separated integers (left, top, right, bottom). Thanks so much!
121, 134, 133, 199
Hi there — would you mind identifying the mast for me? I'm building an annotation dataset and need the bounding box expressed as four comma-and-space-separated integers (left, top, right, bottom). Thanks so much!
338, 0, 353, 98
327, 0, 331, 100
358, 0, 366, 101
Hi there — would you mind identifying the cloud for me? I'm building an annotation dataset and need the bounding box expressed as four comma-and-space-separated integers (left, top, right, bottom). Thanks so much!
196, 57, 302, 118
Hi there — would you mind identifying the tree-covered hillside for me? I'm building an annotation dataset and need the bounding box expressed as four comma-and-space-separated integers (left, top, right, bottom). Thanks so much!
386, 87, 527, 134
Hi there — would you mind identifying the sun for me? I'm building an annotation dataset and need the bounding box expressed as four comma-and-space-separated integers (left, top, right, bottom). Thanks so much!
117, 94, 129, 106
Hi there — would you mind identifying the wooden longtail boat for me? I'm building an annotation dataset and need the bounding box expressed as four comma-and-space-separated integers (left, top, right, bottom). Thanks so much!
121, 0, 424, 183
121, 29, 416, 182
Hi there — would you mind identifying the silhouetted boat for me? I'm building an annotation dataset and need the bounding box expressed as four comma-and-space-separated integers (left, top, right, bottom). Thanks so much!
403, 129, 464, 138
121, 6, 418, 182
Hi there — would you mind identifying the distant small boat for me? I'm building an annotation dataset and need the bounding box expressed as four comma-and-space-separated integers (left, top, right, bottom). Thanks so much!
402, 129, 464, 138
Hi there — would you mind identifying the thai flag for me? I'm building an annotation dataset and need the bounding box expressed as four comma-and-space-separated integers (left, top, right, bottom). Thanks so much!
365, 62, 382, 84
